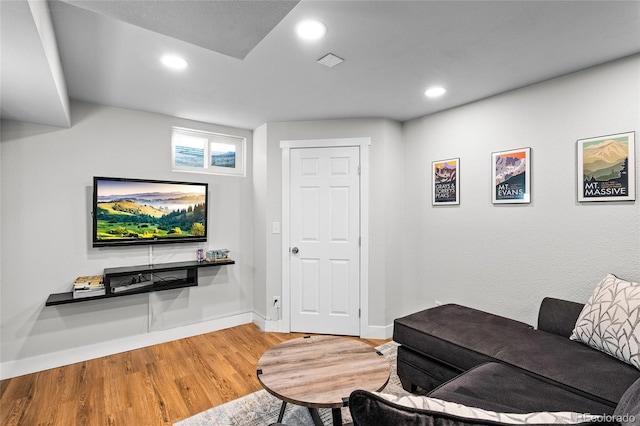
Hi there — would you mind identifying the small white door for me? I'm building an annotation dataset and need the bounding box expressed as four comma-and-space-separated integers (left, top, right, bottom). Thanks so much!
289, 146, 360, 335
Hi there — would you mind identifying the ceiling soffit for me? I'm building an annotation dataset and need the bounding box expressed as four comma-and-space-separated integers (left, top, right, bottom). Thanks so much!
62, 0, 300, 60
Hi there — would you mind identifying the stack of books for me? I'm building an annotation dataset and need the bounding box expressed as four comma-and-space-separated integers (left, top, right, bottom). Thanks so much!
206, 248, 230, 262
73, 275, 105, 299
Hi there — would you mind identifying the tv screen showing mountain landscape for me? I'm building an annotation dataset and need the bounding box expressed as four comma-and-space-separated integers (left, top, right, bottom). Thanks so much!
93, 177, 208, 246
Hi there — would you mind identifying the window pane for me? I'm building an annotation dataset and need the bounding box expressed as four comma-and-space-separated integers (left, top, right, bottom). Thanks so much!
172, 127, 245, 176
174, 134, 206, 168
210, 142, 236, 168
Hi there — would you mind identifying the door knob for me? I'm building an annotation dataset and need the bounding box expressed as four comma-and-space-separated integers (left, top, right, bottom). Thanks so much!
291, 247, 299, 254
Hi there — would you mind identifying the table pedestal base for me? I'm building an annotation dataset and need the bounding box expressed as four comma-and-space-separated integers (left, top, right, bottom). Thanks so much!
274, 401, 343, 426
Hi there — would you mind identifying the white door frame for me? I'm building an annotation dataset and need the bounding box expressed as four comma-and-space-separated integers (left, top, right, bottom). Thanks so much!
281, 137, 371, 336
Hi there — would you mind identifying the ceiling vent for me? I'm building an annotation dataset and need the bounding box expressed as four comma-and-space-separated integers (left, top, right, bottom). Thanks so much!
317, 53, 344, 68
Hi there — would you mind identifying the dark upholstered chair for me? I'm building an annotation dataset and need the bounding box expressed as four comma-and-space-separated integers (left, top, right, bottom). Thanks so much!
349, 375, 640, 426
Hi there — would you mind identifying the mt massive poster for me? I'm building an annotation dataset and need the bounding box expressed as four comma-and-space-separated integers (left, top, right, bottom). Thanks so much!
578, 132, 635, 202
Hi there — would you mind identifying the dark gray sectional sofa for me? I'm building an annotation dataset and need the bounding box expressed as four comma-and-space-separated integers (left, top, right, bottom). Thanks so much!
392, 298, 640, 414
347, 297, 640, 425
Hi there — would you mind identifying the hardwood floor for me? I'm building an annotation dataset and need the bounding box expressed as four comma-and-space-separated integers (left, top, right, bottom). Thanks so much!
0, 323, 389, 426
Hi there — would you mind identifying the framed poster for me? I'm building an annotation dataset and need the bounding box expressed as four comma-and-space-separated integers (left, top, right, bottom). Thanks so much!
491, 147, 531, 204
577, 131, 635, 202
432, 158, 460, 205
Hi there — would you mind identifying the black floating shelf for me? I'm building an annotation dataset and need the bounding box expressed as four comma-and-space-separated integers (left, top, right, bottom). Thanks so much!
46, 259, 234, 306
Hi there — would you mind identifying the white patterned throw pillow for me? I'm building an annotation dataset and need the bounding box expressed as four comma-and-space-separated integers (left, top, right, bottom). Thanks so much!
375, 393, 599, 424
570, 274, 640, 369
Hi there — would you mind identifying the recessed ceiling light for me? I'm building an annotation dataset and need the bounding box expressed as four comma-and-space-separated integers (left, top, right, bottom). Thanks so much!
161, 55, 188, 70
425, 87, 447, 98
296, 20, 327, 41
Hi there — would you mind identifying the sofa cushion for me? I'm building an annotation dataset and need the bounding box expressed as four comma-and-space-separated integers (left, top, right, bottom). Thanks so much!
349, 390, 610, 425
570, 274, 640, 370
496, 327, 639, 407
394, 304, 533, 371
428, 362, 614, 415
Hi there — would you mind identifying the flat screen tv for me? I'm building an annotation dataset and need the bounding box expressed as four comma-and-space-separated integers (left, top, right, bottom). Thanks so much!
92, 177, 208, 247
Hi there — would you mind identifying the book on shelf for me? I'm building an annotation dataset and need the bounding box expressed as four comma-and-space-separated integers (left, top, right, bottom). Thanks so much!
73, 287, 106, 299
72, 275, 105, 298
73, 275, 104, 290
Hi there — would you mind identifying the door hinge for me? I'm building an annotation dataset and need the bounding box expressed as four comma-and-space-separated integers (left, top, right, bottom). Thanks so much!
359, 308, 361, 318
359, 236, 361, 246
358, 165, 361, 175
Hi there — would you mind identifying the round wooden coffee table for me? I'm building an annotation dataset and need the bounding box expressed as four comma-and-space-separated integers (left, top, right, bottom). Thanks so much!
257, 335, 390, 426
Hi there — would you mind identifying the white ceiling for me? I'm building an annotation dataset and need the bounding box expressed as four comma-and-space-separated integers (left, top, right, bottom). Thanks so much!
2, 0, 640, 130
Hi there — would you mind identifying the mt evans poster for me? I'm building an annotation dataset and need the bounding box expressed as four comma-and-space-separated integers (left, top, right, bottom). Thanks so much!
492, 148, 531, 204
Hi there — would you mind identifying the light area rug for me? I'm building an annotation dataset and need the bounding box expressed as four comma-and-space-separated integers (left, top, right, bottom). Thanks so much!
174, 341, 412, 426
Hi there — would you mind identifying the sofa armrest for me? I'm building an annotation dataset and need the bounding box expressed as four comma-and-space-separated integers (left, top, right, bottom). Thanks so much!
349, 390, 486, 426
537, 297, 585, 338
349, 390, 613, 426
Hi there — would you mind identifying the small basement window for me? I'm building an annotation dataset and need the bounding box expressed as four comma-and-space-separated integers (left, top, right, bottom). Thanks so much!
172, 127, 246, 176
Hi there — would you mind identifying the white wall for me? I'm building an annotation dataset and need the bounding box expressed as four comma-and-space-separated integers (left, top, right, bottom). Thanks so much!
0, 120, 3, 366
0, 101, 254, 378
400, 55, 640, 326
253, 118, 403, 336
2, 55, 638, 378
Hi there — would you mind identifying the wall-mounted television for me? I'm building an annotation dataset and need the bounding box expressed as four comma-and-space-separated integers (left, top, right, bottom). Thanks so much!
92, 177, 208, 247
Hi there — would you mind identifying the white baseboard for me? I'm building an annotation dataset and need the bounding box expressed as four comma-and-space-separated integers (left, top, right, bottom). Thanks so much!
361, 323, 394, 340
252, 312, 266, 330
252, 314, 393, 339
1, 312, 395, 380
0, 312, 253, 380
263, 319, 286, 332
251, 312, 287, 333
